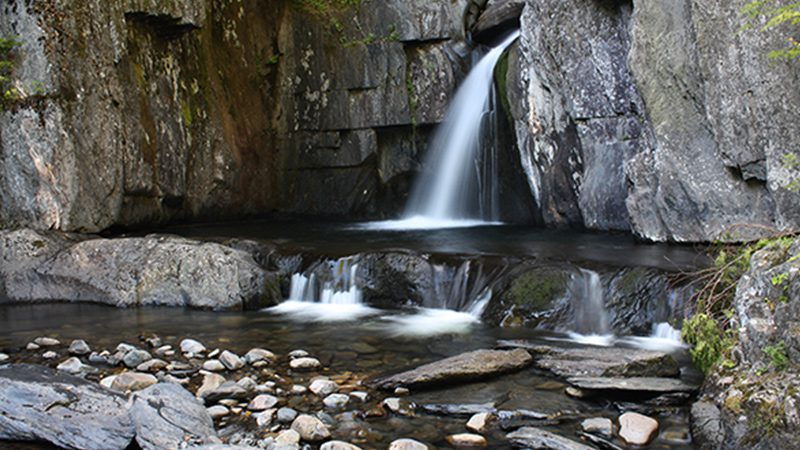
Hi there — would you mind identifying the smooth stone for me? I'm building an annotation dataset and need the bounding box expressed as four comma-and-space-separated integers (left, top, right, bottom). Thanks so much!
350, 391, 369, 402
203, 360, 226, 372
111, 372, 158, 392
255, 408, 276, 428
130, 382, 219, 449
181, 339, 206, 354
208, 405, 230, 419
0, 353, 8, 362
218, 399, 238, 407
0, 364, 134, 450
144, 336, 162, 348
383, 397, 414, 416
277, 407, 298, 423
388, 438, 428, 450
34, 337, 60, 347
116, 343, 136, 354
219, 350, 244, 371
446, 433, 487, 447
394, 387, 410, 396
202, 381, 249, 404
123, 349, 152, 369
288, 350, 309, 359
565, 386, 586, 398
56, 357, 94, 375
323, 393, 350, 410
291, 384, 307, 394
100, 375, 117, 389
154, 345, 172, 356
290, 414, 331, 441
567, 377, 699, 394
276, 429, 301, 445
137, 359, 168, 372
26, 343, 40, 350
321, 441, 363, 450
196, 373, 226, 399
161, 374, 189, 385
618, 412, 659, 446
309, 378, 339, 396
373, 349, 532, 390
507, 427, 594, 450
290, 357, 321, 370
68, 340, 91, 355
466, 412, 492, 433
581, 417, 613, 437
42, 351, 57, 359
248, 394, 278, 411
245, 348, 276, 365
88, 352, 109, 365
236, 376, 257, 392
207, 349, 220, 359
422, 403, 496, 417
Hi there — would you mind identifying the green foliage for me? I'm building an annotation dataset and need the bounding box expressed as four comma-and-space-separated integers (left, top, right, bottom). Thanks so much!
0, 36, 20, 105
682, 312, 736, 374
763, 340, 790, 370
742, 1, 800, 60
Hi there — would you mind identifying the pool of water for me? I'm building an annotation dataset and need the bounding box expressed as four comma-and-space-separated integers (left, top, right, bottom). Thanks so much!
0, 303, 697, 450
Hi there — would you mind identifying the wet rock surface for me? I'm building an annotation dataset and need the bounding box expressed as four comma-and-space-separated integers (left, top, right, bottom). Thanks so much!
373, 348, 533, 389
507, 427, 594, 450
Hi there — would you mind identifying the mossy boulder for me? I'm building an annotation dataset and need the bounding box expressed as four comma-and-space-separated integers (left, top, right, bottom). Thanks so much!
483, 266, 569, 327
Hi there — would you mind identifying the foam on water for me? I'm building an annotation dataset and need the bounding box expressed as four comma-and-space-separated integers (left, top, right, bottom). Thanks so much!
380, 308, 481, 337
266, 300, 379, 322
355, 216, 501, 231
622, 322, 686, 352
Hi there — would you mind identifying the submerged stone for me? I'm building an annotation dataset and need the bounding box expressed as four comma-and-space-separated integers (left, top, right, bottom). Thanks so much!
507, 427, 594, 450
618, 412, 659, 445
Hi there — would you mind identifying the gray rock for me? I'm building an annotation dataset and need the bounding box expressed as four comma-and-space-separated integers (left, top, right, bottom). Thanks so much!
236, 376, 257, 392
244, 348, 275, 365
202, 381, 249, 404
277, 407, 298, 423
207, 405, 230, 419
129, 382, 219, 449
373, 349, 532, 389
566, 377, 699, 394
290, 357, 321, 370
255, 408, 276, 428
123, 349, 152, 368
203, 359, 226, 372
320, 441, 363, 450
690, 401, 723, 449
309, 378, 339, 396
111, 372, 158, 392
137, 359, 168, 372
581, 417, 613, 438
290, 414, 331, 442
388, 439, 429, 450
618, 412, 658, 446
0, 364, 134, 450
323, 393, 350, 410
471, 0, 525, 43
181, 339, 207, 354
34, 337, 60, 347
56, 357, 95, 375
507, 427, 594, 450
196, 372, 226, 398
68, 339, 91, 355
288, 350, 309, 359
248, 394, 278, 411
421, 403, 496, 417
219, 350, 244, 371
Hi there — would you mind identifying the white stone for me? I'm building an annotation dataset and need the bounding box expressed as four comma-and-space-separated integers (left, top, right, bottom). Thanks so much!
56, 357, 88, 374
219, 350, 244, 370
291, 384, 308, 394
276, 429, 301, 445
466, 412, 492, 433
255, 408, 276, 428
581, 417, 613, 437
34, 337, 60, 346
446, 433, 487, 447
68, 339, 91, 355
248, 394, 279, 411
290, 357, 321, 370
350, 391, 369, 402
288, 349, 309, 359
207, 405, 230, 419
323, 393, 350, 409
321, 441, 363, 450
203, 359, 225, 372
207, 349, 220, 358
237, 376, 257, 392
42, 351, 57, 359
0, 353, 8, 362
309, 378, 339, 396
180, 338, 206, 354
245, 348, 276, 364
100, 375, 117, 389
619, 412, 659, 446
389, 439, 428, 450
291, 414, 331, 441
196, 372, 226, 399
137, 359, 168, 372
26, 343, 40, 351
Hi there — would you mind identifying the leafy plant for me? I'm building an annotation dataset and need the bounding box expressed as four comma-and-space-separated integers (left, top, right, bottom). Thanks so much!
682, 312, 736, 374
0, 36, 20, 105
764, 341, 791, 370
742, 1, 800, 60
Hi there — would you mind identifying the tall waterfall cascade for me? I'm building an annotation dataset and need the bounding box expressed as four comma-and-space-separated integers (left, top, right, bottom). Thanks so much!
364, 30, 520, 230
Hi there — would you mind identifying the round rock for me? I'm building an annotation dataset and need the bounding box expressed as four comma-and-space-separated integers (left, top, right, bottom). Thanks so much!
180, 339, 206, 355
309, 379, 339, 396
56, 357, 92, 375
277, 407, 298, 423
619, 412, 659, 446
248, 394, 279, 411
219, 350, 244, 371
111, 372, 158, 392
288, 349, 309, 359
290, 357, 321, 370
389, 439, 429, 450
207, 405, 230, 419
245, 348, 276, 365
291, 414, 331, 442
323, 393, 350, 410
203, 360, 225, 372
34, 337, 60, 347
446, 433, 487, 447
581, 417, 613, 437
321, 441, 364, 450
68, 340, 91, 355
42, 351, 57, 360
123, 349, 152, 369
276, 429, 301, 445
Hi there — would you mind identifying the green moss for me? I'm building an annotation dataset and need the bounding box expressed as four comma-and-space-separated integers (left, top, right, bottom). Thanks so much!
0, 36, 21, 107
507, 269, 569, 310
494, 50, 512, 119
682, 312, 736, 374
181, 100, 193, 127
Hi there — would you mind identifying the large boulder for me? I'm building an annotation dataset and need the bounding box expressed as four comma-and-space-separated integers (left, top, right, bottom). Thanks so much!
0, 364, 134, 450
0, 229, 277, 309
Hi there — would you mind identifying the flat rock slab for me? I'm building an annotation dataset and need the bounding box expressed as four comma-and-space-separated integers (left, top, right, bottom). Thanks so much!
0, 364, 134, 450
129, 382, 219, 450
507, 427, 594, 450
373, 349, 532, 390
497, 340, 679, 378
567, 377, 699, 394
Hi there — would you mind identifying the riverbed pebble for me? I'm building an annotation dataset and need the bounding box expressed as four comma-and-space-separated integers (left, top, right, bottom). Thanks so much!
276, 429, 301, 445
289, 349, 309, 359
123, 349, 152, 368
237, 376, 258, 392
291, 384, 308, 394
180, 338, 206, 354
619, 412, 659, 445
42, 351, 57, 359
466, 412, 491, 433
321, 441, 363, 450
220, 350, 245, 370
447, 433, 487, 447
0, 353, 9, 362
196, 372, 226, 398
389, 438, 428, 450
310, 378, 339, 396
116, 343, 136, 354
255, 408, 276, 428
203, 359, 225, 372
144, 335, 162, 348
290, 357, 321, 370
581, 417, 613, 437
291, 414, 331, 441
100, 375, 117, 388
34, 337, 60, 347
277, 407, 298, 423
245, 348, 276, 364
56, 357, 93, 374
208, 405, 230, 419
111, 372, 158, 391
248, 394, 279, 411
208, 348, 220, 358
68, 340, 91, 355
26, 343, 40, 351
154, 345, 172, 356
137, 358, 168, 372
323, 393, 350, 410
350, 391, 369, 402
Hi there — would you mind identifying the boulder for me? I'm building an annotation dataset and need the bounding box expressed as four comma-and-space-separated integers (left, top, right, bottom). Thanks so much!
0, 364, 134, 450
373, 349, 532, 390
507, 427, 594, 450
129, 383, 219, 449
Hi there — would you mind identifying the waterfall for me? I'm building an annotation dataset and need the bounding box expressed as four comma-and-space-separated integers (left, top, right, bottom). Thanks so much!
570, 268, 610, 336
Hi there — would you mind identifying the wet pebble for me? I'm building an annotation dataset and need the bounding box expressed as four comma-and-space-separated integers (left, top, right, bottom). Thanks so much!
0, 353, 9, 362
111, 372, 157, 392
237, 376, 258, 392
245, 348, 276, 365
203, 360, 225, 372
349, 391, 369, 402
447, 433, 487, 447
154, 345, 172, 357
310, 378, 339, 396
291, 414, 331, 441
289, 350, 309, 359
323, 393, 350, 410
277, 407, 298, 423
196, 372, 226, 399
68, 340, 91, 355
100, 375, 117, 389
321, 441, 363, 450
122, 349, 152, 368
388, 438, 428, 450
248, 394, 279, 411
144, 335, 162, 348
619, 412, 659, 446
42, 351, 57, 359
180, 339, 206, 355
581, 417, 613, 437
34, 337, 60, 347
255, 408, 276, 428
137, 358, 168, 372
466, 412, 492, 433
276, 429, 301, 445
208, 405, 230, 419
207, 349, 220, 359
26, 343, 40, 351
290, 357, 321, 370
56, 357, 94, 375
291, 384, 308, 395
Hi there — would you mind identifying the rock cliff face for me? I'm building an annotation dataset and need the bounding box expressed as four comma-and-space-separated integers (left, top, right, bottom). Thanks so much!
508, 0, 799, 241
0, 0, 471, 232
